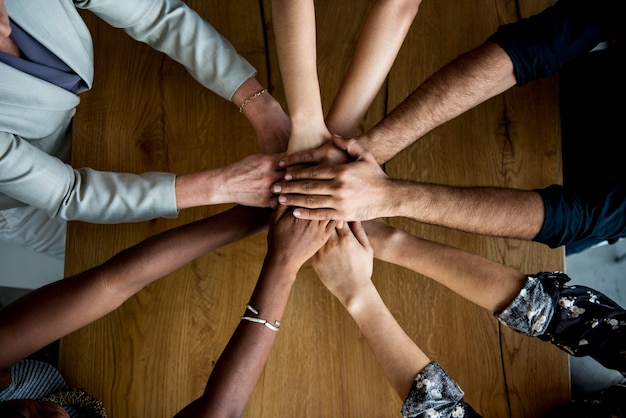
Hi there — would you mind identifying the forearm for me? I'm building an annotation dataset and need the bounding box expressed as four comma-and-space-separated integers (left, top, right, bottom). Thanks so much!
366, 223, 526, 313
394, 182, 545, 241
271, 0, 322, 121
359, 42, 516, 164
177, 260, 297, 418
175, 169, 226, 209
271, 0, 329, 154
0, 206, 268, 370
326, 0, 420, 136
341, 284, 429, 399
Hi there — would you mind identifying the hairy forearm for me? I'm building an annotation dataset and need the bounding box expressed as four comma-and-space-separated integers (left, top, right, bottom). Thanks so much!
369, 225, 526, 313
342, 284, 429, 399
359, 42, 516, 164
390, 181, 545, 241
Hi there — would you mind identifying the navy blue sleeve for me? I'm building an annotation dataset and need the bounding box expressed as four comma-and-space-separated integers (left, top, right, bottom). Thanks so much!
533, 181, 626, 248
487, 0, 623, 85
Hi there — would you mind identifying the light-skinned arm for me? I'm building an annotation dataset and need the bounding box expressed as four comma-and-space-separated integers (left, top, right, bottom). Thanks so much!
272, 135, 544, 241
270, 0, 332, 154
363, 219, 527, 313
174, 206, 336, 418
0, 205, 270, 375
325, 0, 421, 137
312, 222, 429, 399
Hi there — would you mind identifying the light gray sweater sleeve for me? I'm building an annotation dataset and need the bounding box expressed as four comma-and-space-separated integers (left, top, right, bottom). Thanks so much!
74, 0, 257, 100
0, 133, 178, 222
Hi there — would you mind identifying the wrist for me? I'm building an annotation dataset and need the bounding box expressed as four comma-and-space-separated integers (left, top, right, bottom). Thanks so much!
341, 284, 380, 317
175, 169, 224, 210
260, 255, 300, 286
380, 178, 412, 218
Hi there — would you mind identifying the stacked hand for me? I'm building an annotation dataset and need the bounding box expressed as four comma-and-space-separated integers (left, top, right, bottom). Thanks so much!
271, 135, 394, 221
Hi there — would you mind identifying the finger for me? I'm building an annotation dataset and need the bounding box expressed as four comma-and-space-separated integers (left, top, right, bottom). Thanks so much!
331, 135, 376, 164
349, 221, 371, 248
277, 194, 334, 210
335, 222, 351, 237
282, 165, 338, 182
272, 181, 333, 197
291, 207, 339, 221
278, 147, 324, 168
271, 204, 290, 224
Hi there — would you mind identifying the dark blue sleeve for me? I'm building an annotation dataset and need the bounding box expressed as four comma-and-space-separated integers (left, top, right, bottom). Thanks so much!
533, 181, 626, 248
487, 0, 623, 85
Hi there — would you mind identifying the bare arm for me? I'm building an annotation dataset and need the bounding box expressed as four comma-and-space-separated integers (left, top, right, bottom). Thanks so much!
0, 205, 269, 372
270, 0, 331, 154
273, 136, 545, 241
363, 219, 527, 313
359, 42, 516, 163
312, 222, 429, 399
175, 206, 336, 418
325, 0, 421, 137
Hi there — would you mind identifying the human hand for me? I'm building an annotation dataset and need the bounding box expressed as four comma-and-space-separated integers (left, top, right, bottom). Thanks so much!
217, 153, 286, 207
266, 205, 337, 273
361, 219, 401, 263
271, 136, 394, 221
312, 221, 374, 305
278, 134, 351, 169
251, 97, 291, 154
285, 119, 333, 155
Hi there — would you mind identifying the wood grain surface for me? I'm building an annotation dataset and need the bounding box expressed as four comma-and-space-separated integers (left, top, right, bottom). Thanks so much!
59, 0, 570, 416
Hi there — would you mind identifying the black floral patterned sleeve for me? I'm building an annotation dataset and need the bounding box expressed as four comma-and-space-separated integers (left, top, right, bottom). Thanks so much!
401, 361, 482, 418
496, 271, 626, 375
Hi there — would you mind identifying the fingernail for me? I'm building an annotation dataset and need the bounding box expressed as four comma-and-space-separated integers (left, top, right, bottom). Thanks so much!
272, 184, 281, 193
278, 160, 286, 167
278, 195, 287, 203
293, 209, 301, 217
284, 174, 293, 181
269, 200, 277, 209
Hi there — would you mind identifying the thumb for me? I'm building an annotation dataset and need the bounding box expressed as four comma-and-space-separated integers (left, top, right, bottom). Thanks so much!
331, 135, 371, 163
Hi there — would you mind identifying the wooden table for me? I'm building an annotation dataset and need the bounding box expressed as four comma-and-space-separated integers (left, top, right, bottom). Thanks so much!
60, 0, 569, 416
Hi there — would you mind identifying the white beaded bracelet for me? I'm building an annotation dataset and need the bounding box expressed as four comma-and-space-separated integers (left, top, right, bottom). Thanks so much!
241, 304, 281, 332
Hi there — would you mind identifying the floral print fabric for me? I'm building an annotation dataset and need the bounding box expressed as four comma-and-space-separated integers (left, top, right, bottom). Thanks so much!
401, 271, 626, 417
401, 362, 481, 418
497, 271, 626, 375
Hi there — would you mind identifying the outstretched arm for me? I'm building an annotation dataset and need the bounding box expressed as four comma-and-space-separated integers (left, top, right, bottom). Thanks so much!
312, 222, 481, 416
270, 0, 331, 154
175, 206, 336, 418
0, 205, 269, 372
362, 219, 527, 313
313, 222, 428, 397
325, 0, 421, 137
